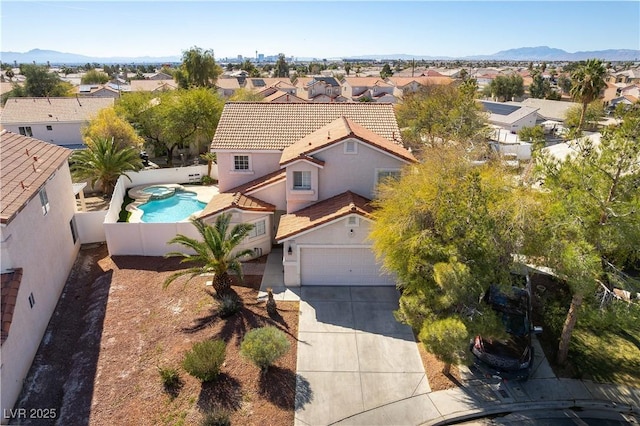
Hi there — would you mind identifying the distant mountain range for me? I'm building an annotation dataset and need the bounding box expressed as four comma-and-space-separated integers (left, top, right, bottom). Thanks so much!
1, 46, 639, 65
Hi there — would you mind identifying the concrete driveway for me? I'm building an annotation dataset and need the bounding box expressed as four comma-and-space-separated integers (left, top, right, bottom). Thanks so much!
294, 286, 432, 426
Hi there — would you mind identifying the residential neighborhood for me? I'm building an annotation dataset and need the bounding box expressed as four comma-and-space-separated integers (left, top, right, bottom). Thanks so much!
1, 37, 640, 426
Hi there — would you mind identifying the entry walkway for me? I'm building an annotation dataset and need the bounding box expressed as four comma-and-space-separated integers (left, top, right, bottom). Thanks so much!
294, 286, 431, 426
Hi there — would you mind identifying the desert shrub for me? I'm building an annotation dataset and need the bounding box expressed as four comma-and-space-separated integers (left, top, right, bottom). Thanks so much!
217, 294, 241, 318
158, 366, 181, 388
201, 175, 217, 185
240, 326, 290, 372
200, 408, 231, 426
182, 340, 226, 382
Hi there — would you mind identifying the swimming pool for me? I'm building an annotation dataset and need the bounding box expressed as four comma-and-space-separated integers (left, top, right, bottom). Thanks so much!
138, 190, 206, 223
142, 185, 175, 199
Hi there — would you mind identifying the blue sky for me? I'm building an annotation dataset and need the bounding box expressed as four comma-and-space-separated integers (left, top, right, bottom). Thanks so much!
2, 1, 639, 59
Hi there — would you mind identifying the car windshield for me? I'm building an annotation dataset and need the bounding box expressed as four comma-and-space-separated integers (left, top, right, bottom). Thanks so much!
502, 311, 529, 336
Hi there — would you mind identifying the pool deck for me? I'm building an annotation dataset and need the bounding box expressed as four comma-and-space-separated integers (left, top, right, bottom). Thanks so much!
126, 184, 219, 223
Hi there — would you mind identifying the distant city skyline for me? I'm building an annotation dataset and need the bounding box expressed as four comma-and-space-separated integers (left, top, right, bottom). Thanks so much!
2, 1, 639, 60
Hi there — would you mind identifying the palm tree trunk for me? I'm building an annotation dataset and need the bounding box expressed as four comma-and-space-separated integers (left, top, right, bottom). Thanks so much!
578, 102, 588, 131
213, 272, 231, 297
557, 292, 583, 365
442, 362, 451, 375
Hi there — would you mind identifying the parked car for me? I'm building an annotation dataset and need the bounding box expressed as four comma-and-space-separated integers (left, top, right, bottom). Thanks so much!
470, 278, 541, 381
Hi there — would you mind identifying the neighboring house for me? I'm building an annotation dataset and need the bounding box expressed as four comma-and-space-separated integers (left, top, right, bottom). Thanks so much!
296, 77, 345, 102
147, 72, 173, 81
342, 77, 396, 102
262, 89, 308, 103
479, 100, 539, 133
207, 102, 415, 286
0, 131, 80, 422
386, 76, 454, 98
1, 97, 114, 149
510, 98, 580, 123
215, 78, 241, 97
612, 69, 640, 85
76, 84, 120, 98
245, 78, 293, 92
129, 79, 177, 92
607, 95, 638, 111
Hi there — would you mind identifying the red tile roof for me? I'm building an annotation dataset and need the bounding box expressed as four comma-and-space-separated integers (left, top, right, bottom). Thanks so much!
280, 116, 416, 165
225, 169, 287, 194
276, 191, 373, 241
199, 192, 275, 219
0, 131, 72, 224
1, 268, 23, 345
211, 103, 401, 151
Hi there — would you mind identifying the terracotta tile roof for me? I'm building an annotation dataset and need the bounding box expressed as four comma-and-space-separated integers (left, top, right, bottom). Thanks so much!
280, 116, 415, 165
226, 169, 287, 194
263, 90, 308, 103
1, 268, 23, 345
211, 103, 401, 151
215, 78, 241, 90
276, 191, 372, 241
1, 97, 114, 123
343, 77, 392, 87
199, 192, 275, 219
1, 131, 72, 225
386, 76, 453, 87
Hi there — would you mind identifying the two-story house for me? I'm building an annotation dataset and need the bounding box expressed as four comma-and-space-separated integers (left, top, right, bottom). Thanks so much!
342, 77, 397, 102
296, 77, 346, 102
0, 131, 80, 421
205, 103, 415, 286
1, 97, 114, 149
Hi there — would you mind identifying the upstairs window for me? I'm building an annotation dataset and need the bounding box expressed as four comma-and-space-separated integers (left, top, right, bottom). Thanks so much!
248, 220, 266, 238
376, 169, 401, 185
233, 155, 250, 171
344, 140, 357, 154
39, 188, 50, 216
19, 126, 33, 137
293, 171, 311, 190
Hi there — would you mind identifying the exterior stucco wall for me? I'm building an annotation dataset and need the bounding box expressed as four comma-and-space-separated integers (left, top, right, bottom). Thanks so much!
314, 138, 406, 201
201, 210, 273, 259
1, 122, 85, 147
0, 165, 79, 419
216, 152, 282, 191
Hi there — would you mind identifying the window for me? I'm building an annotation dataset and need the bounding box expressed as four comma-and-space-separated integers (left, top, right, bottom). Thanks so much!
377, 169, 401, 184
19, 126, 33, 137
233, 155, 250, 171
28, 292, 35, 309
346, 216, 359, 227
39, 188, 50, 215
248, 220, 266, 238
70, 219, 78, 244
344, 140, 357, 154
293, 171, 311, 190
46, 125, 53, 131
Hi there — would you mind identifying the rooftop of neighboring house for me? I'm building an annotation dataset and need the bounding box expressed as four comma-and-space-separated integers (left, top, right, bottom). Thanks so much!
343, 77, 393, 87
262, 90, 308, 103
510, 98, 580, 122
386, 76, 453, 87
129, 79, 177, 92
215, 78, 241, 90
1, 97, 114, 124
480, 100, 538, 124
211, 102, 401, 151
0, 130, 72, 224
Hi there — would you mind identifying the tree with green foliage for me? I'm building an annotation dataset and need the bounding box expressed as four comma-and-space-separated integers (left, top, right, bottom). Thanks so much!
82, 107, 144, 149
570, 59, 607, 131
116, 88, 224, 167
70, 137, 143, 197
380, 63, 393, 79
564, 101, 604, 133
14, 64, 73, 97
535, 107, 640, 365
396, 83, 489, 155
81, 69, 110, 84
344, 63, 351, 76
529, 70, 552, 99
273, 54, 289, 78
163, 214, 255, 297
370, 147, 541, 371
488, 74, 524, 101
200, 151, 217, 179
518, 125, 546, 152
557, 74, 572, 94
174, 46, 222, 89
228, 87, 264, 101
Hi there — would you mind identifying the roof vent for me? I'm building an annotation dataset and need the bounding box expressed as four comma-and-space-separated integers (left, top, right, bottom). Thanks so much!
327, 131, 330, 140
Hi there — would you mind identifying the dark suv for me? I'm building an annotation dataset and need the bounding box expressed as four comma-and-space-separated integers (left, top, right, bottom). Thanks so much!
470, 279, 540, 381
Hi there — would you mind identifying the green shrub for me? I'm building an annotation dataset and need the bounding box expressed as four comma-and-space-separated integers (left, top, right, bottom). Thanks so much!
200, 409, 230, 426
158, 366, 181, 388
240, 326, 290, 372
217, 294, 241, 318
201, 175, 217, 185
182, 340, 226, 382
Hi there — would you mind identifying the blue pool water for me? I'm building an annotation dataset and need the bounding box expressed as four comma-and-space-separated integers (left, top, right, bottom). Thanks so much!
139, 191, 205, 223
143, 185, 174, 198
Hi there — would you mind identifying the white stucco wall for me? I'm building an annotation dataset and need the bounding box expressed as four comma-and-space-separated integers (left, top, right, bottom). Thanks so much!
2, 122, 85, 147
201, 210, 273, 259
215, 152, 282, 191
250, 180, 286, 212
0, 165, 80, 419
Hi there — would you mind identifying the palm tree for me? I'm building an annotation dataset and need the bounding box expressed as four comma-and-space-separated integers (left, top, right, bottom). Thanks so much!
163, 214, 255, 297
70, 137, 143, 198
570, 59, 607, 131
199, 151, 217, 179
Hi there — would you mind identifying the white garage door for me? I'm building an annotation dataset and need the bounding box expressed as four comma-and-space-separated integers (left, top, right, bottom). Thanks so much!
300, 247, 394, 286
